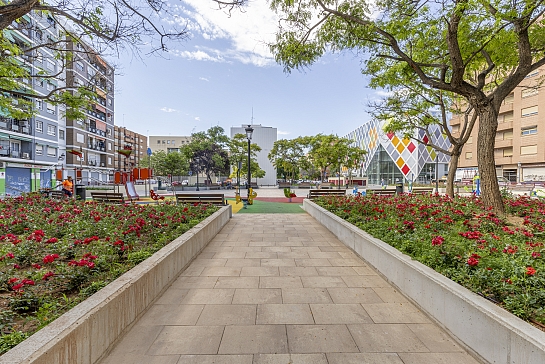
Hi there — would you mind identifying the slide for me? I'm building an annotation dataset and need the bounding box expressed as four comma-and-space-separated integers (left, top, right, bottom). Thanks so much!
125, 181, 139, 201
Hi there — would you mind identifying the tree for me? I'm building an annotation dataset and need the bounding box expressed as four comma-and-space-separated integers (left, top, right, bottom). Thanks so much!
143, 150, 188, 179
370, 85, 475, 197
270, 0, 545, 213
228, 133, 262, 182
184, 126, 231, 184
268, 137, 308, 184
0, 1, 247, 119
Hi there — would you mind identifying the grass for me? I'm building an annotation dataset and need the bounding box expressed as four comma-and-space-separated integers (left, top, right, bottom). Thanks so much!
227, 199, 305, 213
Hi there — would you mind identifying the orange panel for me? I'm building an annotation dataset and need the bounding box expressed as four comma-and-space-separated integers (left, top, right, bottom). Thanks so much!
76, 169, 82, 179
139, 168, 149, 179
114, 171, 122, 184
56, 170, 63, 180
148, 169, 153, 178
132, 168, 139, 180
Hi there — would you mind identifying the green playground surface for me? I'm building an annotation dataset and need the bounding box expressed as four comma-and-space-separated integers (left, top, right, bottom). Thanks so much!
227, 199, 305, 213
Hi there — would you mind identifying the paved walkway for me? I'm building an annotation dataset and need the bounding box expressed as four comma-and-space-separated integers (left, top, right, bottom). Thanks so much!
100, 213, 482, 364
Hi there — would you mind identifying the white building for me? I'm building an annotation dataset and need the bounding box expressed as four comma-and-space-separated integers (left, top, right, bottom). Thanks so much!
230, 124, 277, 186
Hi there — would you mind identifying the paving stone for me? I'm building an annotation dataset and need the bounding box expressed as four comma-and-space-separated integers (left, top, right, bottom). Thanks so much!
137, 304, 204, 326
352, 266, 377, 275
253, 353, 328, 364
342, 275, 390, 288
147, 326, 224, 355
291, 246, 321, 252
328, 258, 366, 267
262, 247, 291, 252
348, 324, 429, 352
232, 247, 263, 252
191, 258, 228, 267
407, 324, 465, 352
154, 288, 189, 305
295, 258, 332, 267
310, 304, 373, 324
372, 288, 409, 303
214, 277, 260, 289
326, 353, 404, 364
232, 288, 282, 304
362, 302, 432, 323
278, 267, 319, 277
397, 353, 482, 364
100, 354, 180, 364
240, 266, 280, 277
180, 266, 206, 277
301, 276, 347, 288
181, 289, 235, 305
245, 252, 278, 259
225, 258, 262, 267
175, 355, 253, 364
171, 276, 218, 289
260, 276, 303, 288
307, 252, 344, 259
102, 325, 163, 357
219, 325, 288, 354
315, 267, 359, 276
200, 267, 242, 276
282, 288, 332, 304
196, 304, 256, 326
277, 252, 311, 259
327, 288, 384, 304
261, 259, 296, 267
257, 304, 314, 324
286, 324, 359, 353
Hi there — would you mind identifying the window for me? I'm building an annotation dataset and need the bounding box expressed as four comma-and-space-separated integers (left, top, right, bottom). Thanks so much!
35, 29, 42, 40
108, 98, 112, 106
36, 100, 42, 110
522, 88, 538, 98
503, 148, 513, 157
46, 60, 55, 71
504, 92, 514, 103
167, 140, 170, 144
59, 129, 65, 140
75, 61, 84, 72
521, 145, 538, 155
162, 140, 166, 144
522, 106, 538, 117
157, 140, 161, 144
503, 130, 513, 140
35, 120, 43, 133
467, 136, 473, 144
108, 142, 112, 150
46, 82, 54, 91
498, 111, 514, 123
521, 126, 537, 136
465, 152, 472, 159
451, 125, 459, 133
108, 157, 112, 164
47, 146, 56, 157
76, 133, 84, 143
35, 144, 43, 156
47, 124, 56, 136
171, 140, 175, 145
46, 103, 55, 114
525, 71, 539, 78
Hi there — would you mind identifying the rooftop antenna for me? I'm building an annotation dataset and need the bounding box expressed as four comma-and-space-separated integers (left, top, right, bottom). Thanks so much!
251, 107, 254, 125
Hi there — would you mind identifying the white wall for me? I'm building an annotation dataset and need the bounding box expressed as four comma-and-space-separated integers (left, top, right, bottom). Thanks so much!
231, 124, 277, 186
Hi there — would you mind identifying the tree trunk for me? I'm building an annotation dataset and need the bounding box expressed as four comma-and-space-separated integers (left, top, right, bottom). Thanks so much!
446, 146, 461, 197
477, 107, 505, 213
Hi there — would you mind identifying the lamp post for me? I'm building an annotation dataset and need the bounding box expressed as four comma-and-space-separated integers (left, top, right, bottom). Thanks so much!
435, 153, 439, 193
195, 157, 200, 191
338, 157, 341, 190
518, 162, 522, 183
245, 125, 254, 200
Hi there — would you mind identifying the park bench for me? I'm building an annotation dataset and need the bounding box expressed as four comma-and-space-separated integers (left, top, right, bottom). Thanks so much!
307, 189, 346, 199
366, 189, 397, 196
319, 182, 333, 189
410, 188, 435, 195
278, 182, 291, 189
175, 193, 226, 206
49, 190, 66, 199
298, 182, 311, 189
91, 192, 126, 204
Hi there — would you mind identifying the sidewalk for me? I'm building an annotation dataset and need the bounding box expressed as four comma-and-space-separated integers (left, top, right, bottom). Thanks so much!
99, 213, 482, 364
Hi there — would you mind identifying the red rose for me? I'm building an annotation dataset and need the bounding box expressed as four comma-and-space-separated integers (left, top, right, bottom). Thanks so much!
526, 267, 536, 276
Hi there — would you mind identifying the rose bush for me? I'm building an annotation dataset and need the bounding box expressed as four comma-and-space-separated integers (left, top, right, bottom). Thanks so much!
315, 193, 545, 328
0, 194, 218, 354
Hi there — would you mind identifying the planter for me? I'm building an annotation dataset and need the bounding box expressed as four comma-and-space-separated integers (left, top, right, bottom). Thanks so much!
303, 200, 545, 364
1, 206, 232, 364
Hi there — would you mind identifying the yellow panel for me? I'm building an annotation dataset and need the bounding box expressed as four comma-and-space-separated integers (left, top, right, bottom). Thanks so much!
430, 150, 437, 160
402, 138, 410, 146
396, 142, 405, 154
391, 135, 400, 147
396, 157, 405, 168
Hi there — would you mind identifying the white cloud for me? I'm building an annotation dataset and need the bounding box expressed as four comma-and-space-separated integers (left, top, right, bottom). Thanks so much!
375, 90, 393, 97
199, 77, 209, 81
160, 107, 178, 113
277, 130, 290, 135
195, 116, 200, 121
169, 1, 278, 67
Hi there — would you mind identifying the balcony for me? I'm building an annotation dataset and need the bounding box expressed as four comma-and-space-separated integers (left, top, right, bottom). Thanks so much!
86, 126, 107, 137
497, 121, 513, 131
0, 148, 31, 159
495, 156, 513, 165
87, 143, 106, 152
494, 139, 513, 148
499, 101, 514, 113
0, 118, 31, 135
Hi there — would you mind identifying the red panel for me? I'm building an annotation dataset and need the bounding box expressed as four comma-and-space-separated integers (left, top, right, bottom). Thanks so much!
139, 168, 149, 179
407, 142, 416, 153
114, 171, 122, 185
401, 165, 410, 175
132, 168, 139, 180
76, 169, 82, 179
55, 170, 63, 180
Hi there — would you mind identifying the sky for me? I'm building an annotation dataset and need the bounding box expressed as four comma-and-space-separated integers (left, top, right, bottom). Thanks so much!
112, 0, 382, 140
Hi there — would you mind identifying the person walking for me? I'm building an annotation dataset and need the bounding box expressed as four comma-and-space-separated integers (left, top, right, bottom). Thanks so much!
62, 176, 74, 198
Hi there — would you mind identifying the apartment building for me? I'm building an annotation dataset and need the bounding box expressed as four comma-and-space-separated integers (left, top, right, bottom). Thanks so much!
64, 40, 115, 184
113, 126, 148, 171
149, 136, 192, 154
451, 70, 545, 182
0, 12, 65, 196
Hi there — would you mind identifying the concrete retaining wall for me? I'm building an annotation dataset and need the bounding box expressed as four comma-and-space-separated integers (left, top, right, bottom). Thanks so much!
0, 205, 232, 364
304, 200, 545, 364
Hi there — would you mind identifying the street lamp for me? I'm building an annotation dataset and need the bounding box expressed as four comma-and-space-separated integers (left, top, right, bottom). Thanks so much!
195, 157, 200, 191
338, 157, 341, 190
518, 161, 522, 183
245, 125, 254, 200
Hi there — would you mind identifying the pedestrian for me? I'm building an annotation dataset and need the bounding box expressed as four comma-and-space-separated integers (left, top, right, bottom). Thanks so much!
380, 178, 385, 188
62, 176, 73, 198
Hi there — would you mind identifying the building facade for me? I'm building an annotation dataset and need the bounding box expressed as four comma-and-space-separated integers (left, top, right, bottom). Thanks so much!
114, 126, 148, 171
451, 70, 545, 182
230, 124, 277, 186
148, 136, 192, 154
345, 121, 450, 185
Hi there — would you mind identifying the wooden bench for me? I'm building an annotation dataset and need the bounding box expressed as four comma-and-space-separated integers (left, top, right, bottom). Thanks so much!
175, 193, 226, 206
307, 189, 346, 199
366, 189, 397, 196
410, 188, 435, 195
278, 182, 291, 189
91, 192, 126, 204
49, 190, 66, 199
319, 183, 333, 189
298, 182, 311, 189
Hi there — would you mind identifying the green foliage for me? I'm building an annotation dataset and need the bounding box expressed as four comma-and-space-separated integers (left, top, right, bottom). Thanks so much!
0, 331, 28, 355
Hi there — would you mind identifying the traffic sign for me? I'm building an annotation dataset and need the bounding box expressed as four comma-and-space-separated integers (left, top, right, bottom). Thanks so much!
188, 170, 192, 176
147, 148, 152, 156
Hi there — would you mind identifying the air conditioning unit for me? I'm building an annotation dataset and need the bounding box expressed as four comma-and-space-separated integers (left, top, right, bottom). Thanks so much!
0, 162, 4, 168
101, 163, 105, 167
22, 153, 29, 159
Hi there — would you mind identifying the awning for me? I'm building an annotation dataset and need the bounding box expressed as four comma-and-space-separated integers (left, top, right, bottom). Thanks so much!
9, 135, 32, 142
95, 120, 106, 131
96, 88, 106, 98
0, 132, 10, 139
22, 15, 31, 23
3, 30, 15, 42
96, 55, 108, 68
95, 104, 106, 113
